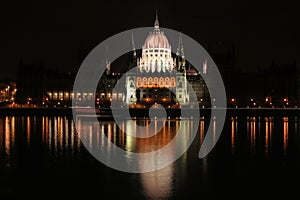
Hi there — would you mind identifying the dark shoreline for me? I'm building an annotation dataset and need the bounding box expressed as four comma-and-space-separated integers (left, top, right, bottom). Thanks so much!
0, 107, 299, 118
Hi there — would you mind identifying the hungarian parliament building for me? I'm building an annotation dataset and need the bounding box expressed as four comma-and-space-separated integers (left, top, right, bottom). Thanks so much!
41, 14, 210, 108
13, 14, 298, 108
123, 15, 202, 106
99, 15, 209, 108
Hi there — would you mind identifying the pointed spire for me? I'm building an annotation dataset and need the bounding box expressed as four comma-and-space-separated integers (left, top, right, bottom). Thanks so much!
131, 32, 136, 56
202, 59, 207, 75
176, 33, 184, 58
154, 10, 159, 30
105, 45, 111, 75
105, 45, 109, 65
176, 33, 186, 72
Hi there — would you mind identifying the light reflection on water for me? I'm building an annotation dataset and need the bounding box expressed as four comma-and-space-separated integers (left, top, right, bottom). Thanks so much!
264, 117, 273, 155
283, 117, 289, 156
0, 115, 300, 199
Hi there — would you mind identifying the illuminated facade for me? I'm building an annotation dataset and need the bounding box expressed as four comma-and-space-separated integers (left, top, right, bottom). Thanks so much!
125, 14, 189, 105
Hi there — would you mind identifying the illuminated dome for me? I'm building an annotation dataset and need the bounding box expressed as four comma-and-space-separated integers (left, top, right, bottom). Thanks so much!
142, 14, 170, 50
138, 13, 175, 73
143, 31, 170, 49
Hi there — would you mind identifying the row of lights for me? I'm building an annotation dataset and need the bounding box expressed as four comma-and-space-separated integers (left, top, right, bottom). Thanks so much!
230, 97, 291, 107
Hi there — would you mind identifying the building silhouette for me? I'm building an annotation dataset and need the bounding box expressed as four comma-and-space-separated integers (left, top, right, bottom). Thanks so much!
15, 61, 45, 106
11, 13, 299, 109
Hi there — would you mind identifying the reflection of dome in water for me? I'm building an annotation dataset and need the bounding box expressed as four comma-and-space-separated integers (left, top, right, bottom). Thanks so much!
142, 14, 170, 50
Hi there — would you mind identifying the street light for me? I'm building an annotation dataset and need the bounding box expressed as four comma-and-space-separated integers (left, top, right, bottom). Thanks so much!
283, 98, 288, 107
5, 87, 9, 101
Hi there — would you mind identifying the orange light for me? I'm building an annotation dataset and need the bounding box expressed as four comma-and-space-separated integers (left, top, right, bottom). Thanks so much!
231, 98, 235, 102
265, 98, 269, 102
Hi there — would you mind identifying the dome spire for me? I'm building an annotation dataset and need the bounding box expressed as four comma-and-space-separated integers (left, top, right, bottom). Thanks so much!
131, 32, 136, 56
154, 10, 159, 30
176, 33, 184, 58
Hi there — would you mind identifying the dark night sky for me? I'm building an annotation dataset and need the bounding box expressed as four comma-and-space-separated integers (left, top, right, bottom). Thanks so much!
0, 0, 298, 80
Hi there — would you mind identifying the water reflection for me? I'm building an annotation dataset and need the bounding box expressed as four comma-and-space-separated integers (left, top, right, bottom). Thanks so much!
0, 116, 81, 165
283, 117, 288, 156
231, 117, 237, 153
249, 117, 257, 153
140, 166, 173, 200
0, 114, 300, 199
3, 116, 15, 167
228, 116, 298, 158
42, 116, 81, 155
1, 115, 299, 161
76, 119, 192, 154
75, 118, 195, 199
27, 116, 30, 144
264, 117, 274, 155
199, 117, 205, 144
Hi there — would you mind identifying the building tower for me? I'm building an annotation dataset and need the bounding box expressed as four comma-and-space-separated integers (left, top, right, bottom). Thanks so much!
105, 45, 111, 75
125, 33, 138, 103
125, 12, 189, 105
176, 33, 189, 104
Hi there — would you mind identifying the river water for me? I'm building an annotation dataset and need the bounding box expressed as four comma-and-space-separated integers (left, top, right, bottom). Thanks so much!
0, 114, 300, 199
